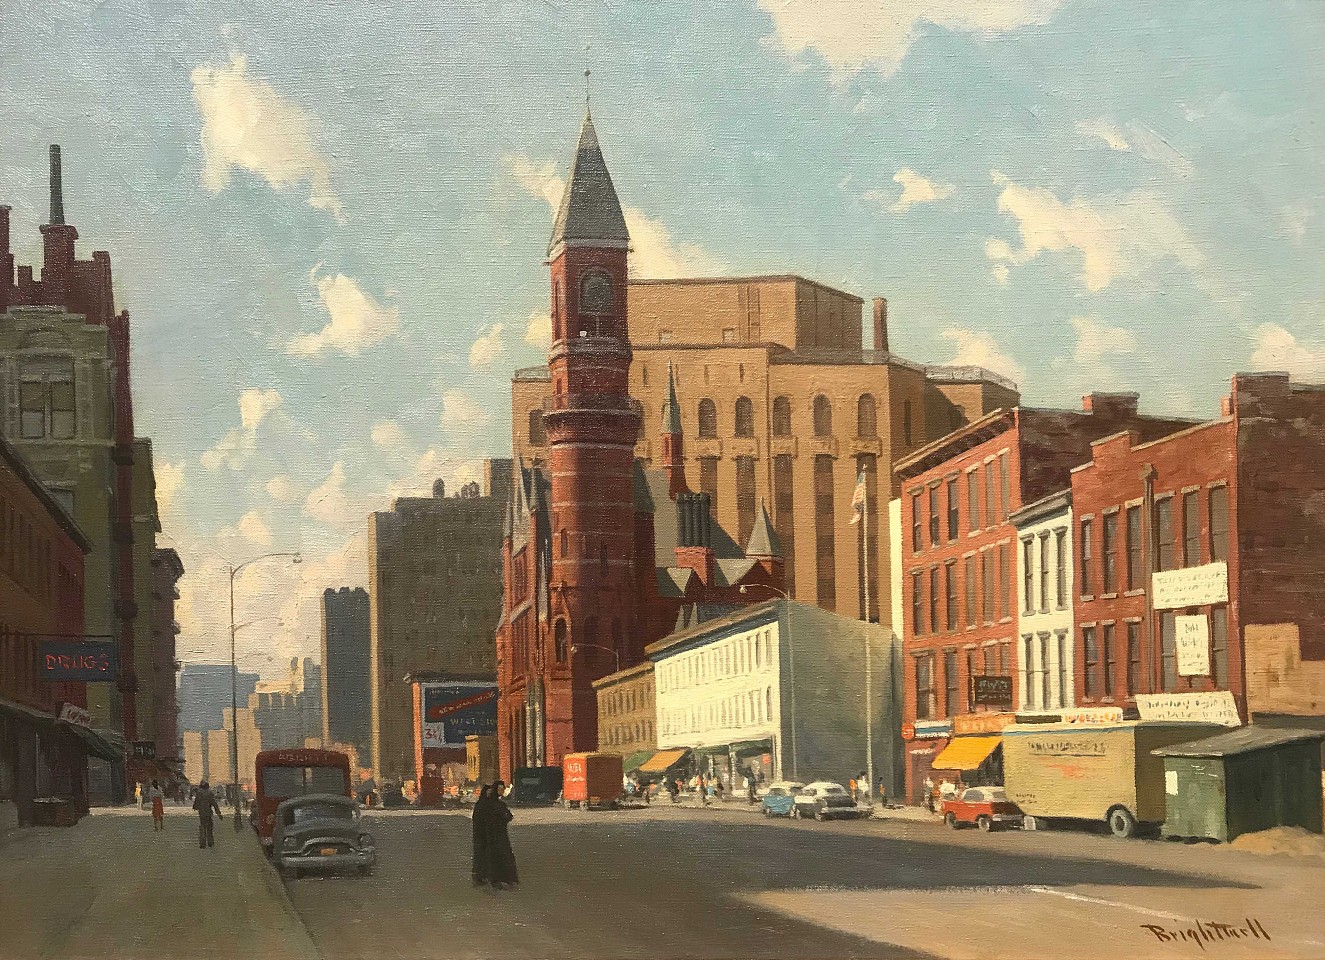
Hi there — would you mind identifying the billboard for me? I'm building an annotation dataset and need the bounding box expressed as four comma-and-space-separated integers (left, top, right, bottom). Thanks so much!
38, 639, 117, 682
971, 674, 1014, 708
420, 682, 497, 749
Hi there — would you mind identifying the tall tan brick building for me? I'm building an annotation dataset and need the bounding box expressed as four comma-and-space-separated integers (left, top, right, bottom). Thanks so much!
512, 277, 1018, 627
367, 462, 512, 779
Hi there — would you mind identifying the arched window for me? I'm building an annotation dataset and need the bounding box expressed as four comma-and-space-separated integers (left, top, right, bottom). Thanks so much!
528, 410, 546, 446
813, 395, 833, 437
857, 394, 877, 439
698, 399, 717, 438
903, 400, 913, 446
734, 396, 754, 437
554, 620, 568, 662
580, 271, 612, 314
772, 396, 792, 437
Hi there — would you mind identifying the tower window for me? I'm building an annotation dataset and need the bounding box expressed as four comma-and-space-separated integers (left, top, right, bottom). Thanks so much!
698, 399, 717, 438
813, 395, 833, 437
772, 396, 792, 437
580, 271, 613, 314
857, 394, 877, 439
734, 397, 754, 437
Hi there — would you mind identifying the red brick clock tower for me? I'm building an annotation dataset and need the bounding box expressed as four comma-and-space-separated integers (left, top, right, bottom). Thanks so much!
540, 110, 641, 762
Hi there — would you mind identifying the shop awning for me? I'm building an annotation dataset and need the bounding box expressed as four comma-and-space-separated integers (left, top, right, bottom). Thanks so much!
930, 735, 1001, 771
60, 722, 123, 763
622, 750, 654, 774
0, 697, 56, 725
726, 740, 773, 757
639, 748, 690, 773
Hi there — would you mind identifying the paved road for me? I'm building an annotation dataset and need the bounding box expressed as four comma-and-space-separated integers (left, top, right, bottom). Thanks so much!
285, 805, 1325, 960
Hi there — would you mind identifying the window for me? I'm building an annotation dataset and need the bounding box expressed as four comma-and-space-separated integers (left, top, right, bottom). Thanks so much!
944, 649, 959, 717
1102, 514, 1118, 593
1056, 632, 1069, 709
1102, 623, 1115, 697
947, 479, 959, 540
699, 458, 719, 516
1211, 607, 1229, 688
1022, 539, 1034, 613
580, 271, 612, 313
999, 641, 1011, 675
1155, 498, 1174, 572
698, 399, 717, 438
915, 654, 936, 719
1161, 612, 1177, 691
734, 397, 754, 437
968, 471, 981, 532
554, 620, 568, 662
1126, 622, 1142, 696
983, 646, 995, 677
912, 572, 924, 635
981, 551, 994, 625
929, 568, 940, 635
1054, 529, 1067, 608
985, 463, 997, 529
945, 560, 958, 630
1038, 533, 1050, 613
928, 487, 940, 545
964, 555, 976, 629
998, 542, 1010, 620
1183, 491, 1200, 566
1021, 635, 1034, 709
774, 455, 796, 592
1080, 519, 1094, 595
813, 395, 833, 436
1209, 487, 1229, 562
911, 493, 922, 552
902, 400, 913, 446
857, 394, 878, 438
1039, 634, 1051, 710
1125, 506, 1142, 590
814, 456, 836, 606
19, 363, 75, 440
999, 453, 1010, 520
736, 457, 757, 547
1084, 627, 1100, 699
772, 396, 792, 436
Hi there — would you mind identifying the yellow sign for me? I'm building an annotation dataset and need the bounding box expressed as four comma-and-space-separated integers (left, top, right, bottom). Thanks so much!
952, 712, 1016, 736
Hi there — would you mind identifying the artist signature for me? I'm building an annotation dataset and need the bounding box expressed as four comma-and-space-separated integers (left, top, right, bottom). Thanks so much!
1141, 918, 1271, 950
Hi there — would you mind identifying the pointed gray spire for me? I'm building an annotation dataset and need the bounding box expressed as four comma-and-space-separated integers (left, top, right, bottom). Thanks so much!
661, 361, 682, 435
746, 499, 782, 558
547, 112, 629, 257
48, 145, 65, 226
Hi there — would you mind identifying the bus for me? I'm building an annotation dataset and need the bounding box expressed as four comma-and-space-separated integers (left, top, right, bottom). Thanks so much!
252, 748, 352, 848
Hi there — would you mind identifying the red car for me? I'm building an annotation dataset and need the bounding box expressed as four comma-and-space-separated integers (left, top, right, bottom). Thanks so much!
941, 786, 1023, 831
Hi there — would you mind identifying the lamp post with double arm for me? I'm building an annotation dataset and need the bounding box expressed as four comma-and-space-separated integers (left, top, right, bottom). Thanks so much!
230, 552, 301, 831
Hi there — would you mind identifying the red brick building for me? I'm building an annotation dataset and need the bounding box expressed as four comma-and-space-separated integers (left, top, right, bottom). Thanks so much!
1071, 373, 1325, 723
494, 112, 785, 781
0, 435, 92, 825
895, 394, 1191, 800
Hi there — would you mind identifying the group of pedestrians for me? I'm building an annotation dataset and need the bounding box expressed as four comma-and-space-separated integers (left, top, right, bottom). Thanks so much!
470, 781, 519, 891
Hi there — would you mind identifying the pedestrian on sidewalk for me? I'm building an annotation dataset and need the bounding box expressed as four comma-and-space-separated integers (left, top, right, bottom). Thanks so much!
134, 782, 143, 810
485, 780, 519, 890
193, 780, 222, 849
471, 784, 493, 886
149, 779, 165, 832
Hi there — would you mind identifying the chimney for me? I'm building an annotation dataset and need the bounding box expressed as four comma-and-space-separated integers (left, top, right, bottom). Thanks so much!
39, 145, 78, 283
49, 145, 65, 225
1082, 391, 1139, 418
872, 297, 889, 352
0, 205, 11, 292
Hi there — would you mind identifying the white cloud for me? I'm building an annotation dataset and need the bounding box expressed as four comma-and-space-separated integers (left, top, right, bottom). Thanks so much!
155, 461, 186, 516
757, 0, 1066, 80
940, 328, 1026, 384
201, 388, 283, 471
265, 475, 303, 503
866, 168, 956, 213
191, 54, 342, 219
1076, 119, 1193, 176
287, 267, 400, 357
469, 323, 508, 368
1250, 324, 1325, 380
1054, 315, 1138, 385
502, 154, 726, 278
370, 420, 411, 452
985, 170, 1204, 291
303, 462, 364, 528
523, 310, 552, 349
235, 510, 273, 547
440, 389, 490, 429
1076, 118, 1131, 152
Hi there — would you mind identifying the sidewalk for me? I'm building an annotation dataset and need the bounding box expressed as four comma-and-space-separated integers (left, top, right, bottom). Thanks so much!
0, 806, 319, 960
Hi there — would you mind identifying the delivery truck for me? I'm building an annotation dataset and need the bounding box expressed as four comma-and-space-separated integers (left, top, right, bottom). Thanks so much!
562, 752, 623, 810
1002, 721, 1222, 837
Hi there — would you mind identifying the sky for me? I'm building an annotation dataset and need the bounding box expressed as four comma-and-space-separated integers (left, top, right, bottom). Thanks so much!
1, 0, 1321, 678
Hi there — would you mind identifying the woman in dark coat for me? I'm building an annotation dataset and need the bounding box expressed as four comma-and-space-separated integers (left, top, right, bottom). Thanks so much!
471, 785, 493, 886
485, 780, 519, 889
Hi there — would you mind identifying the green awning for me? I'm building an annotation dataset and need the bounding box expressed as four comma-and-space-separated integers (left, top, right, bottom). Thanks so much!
0, 697, 56, 725
727, 740, 773, 757
622, 750, 654, 774
60, 722, 123, 763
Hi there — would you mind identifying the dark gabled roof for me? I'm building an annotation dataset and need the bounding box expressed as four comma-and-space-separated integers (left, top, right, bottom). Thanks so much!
548, 112, 629, 257
745, 500, 780, 557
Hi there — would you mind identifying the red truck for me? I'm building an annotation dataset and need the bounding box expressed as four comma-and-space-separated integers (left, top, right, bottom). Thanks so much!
562, 752, 623, 810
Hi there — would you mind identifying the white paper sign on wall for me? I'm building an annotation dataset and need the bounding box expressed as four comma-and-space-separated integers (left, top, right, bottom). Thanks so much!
1152, 562, 1228, 610
1175, 615, 1211, 677
1135, 691, 1241, 727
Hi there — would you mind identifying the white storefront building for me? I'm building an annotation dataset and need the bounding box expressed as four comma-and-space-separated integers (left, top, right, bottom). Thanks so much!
1010, 490, 1075, 713
648, 599, 902, 793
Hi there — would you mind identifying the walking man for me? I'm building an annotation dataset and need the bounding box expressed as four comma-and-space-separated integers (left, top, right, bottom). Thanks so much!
193, 780, 222, 849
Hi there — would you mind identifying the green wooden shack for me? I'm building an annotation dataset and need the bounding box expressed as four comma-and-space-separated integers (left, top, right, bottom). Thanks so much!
1152, 727, 1325, 842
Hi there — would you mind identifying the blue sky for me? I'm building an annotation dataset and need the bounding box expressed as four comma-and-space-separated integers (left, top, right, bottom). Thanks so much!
1, 0, 1321, 676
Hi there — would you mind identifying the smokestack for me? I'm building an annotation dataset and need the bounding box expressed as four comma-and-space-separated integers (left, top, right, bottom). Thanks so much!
872, 297, 889, 352
0, 205, 10, 253
49, 145, 65, 226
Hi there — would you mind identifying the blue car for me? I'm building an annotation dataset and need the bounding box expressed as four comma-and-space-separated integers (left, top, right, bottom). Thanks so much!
760, 782, 804, 818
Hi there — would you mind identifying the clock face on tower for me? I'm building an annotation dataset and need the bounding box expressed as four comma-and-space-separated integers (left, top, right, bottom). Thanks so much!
580, 272, 612, 314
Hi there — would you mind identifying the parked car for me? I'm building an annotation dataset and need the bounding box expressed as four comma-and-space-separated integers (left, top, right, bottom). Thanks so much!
760, 781, 804, 818
941, 786, 1023, 831
272, 794, 377, 879
792, 782, 863, 821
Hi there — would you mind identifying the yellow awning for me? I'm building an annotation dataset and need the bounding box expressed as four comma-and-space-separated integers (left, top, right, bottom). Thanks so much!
930, 735, 1001, 771
639, 748, 689, 773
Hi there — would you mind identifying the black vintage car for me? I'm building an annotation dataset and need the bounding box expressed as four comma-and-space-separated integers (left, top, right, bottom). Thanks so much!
272, 794, 377, 879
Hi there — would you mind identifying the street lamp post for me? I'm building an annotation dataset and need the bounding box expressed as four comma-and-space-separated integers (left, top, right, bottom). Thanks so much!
230, 551, 300, 831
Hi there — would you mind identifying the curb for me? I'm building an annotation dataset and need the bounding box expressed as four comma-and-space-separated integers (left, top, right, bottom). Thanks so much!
235, 831, 323, 960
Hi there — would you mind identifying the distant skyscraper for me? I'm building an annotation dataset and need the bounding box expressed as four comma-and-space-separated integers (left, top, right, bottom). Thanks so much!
176, 663, 258, 735
321, 587, 371, 755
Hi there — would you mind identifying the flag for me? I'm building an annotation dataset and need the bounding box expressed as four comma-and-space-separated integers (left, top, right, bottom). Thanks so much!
849, 467, 867, 524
